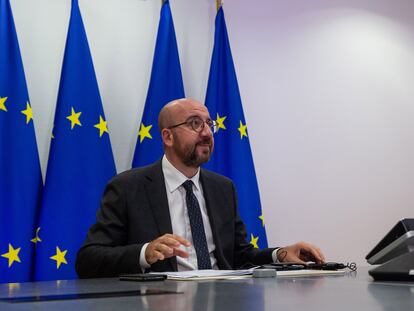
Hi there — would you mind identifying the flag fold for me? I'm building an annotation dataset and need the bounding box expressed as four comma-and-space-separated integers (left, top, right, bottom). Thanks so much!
35, 0, 116, 281
0, 0, 43, 283
204, 7, 268, 249
132, 0, 185, 167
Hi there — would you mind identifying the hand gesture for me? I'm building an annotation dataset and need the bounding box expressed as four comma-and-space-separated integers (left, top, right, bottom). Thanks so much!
145, 234, 191, 265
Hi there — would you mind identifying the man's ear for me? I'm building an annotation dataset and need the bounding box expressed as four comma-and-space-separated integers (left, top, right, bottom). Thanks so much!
161, 128, 173, 147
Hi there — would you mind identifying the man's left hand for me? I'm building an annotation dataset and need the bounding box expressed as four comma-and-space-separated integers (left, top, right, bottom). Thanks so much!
276, 242, 325, 264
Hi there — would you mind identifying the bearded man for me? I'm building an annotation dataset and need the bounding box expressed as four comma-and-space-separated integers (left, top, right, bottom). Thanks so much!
76, 98, 324, 278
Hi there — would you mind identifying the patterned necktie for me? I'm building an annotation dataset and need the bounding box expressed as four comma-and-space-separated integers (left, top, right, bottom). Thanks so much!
182, 180, 212, 269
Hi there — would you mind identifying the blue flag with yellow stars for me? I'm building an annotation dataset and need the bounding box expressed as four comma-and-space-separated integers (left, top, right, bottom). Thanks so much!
204, 6, 268, 249
34, 0, 116, 281
132, 0, 184, 167
0, 0, 43, 283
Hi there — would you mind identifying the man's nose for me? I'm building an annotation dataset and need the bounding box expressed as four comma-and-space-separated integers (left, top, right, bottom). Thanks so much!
200, 122, 213, 137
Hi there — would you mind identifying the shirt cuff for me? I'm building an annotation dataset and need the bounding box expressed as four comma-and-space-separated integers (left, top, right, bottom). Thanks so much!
272, 248, 281, 263
139, 243, 151, 270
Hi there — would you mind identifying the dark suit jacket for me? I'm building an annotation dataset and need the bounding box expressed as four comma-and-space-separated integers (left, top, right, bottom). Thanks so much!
76, 160, 275, 278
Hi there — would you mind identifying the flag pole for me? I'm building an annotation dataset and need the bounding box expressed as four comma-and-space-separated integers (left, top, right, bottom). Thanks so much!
216, 0, 222, 12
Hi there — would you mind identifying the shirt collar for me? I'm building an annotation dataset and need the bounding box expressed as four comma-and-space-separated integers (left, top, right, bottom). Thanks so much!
162, 155, 201, 193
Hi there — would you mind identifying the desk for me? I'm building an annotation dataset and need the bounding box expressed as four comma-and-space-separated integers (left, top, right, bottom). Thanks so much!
0, 268, 413, 310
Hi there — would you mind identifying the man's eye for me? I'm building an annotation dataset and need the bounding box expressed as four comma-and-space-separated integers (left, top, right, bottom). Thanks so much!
192, 119, 202, 127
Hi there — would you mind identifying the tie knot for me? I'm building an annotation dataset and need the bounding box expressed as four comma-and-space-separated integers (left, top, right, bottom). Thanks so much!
182, 180, 193, 192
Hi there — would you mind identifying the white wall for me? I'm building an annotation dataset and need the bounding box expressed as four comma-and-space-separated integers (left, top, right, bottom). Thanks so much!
10, 0, 414, 265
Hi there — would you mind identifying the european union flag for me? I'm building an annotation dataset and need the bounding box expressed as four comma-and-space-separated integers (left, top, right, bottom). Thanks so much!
132, 0, 184, 167
34, 0, 116, 281
0, 0, 42, 283
204, 6, 268, 249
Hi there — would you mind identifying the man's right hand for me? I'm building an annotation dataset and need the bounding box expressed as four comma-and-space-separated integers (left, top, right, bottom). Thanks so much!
145, 234, 191, 265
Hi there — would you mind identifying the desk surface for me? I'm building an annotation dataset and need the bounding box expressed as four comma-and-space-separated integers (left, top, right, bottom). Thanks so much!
0, 267, 413, 310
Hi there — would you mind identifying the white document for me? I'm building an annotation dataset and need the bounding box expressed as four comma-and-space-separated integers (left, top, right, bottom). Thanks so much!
150, 268, 346, 281
150, 269, 255, 281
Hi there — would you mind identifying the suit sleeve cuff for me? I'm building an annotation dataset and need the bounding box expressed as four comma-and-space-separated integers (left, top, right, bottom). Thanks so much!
272, 248, 281, 263
139, 243, 151, 270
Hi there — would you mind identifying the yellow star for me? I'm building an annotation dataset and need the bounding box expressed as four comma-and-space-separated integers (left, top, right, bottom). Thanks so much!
66, 107, 82, 129
259, 215, 265, 227
138, 123, 153, 143
0, 96, 8, 112
215, 113, 227, 132
1, 244, 21, 268
238, 120, 248, 139
50, 246, 68, 269
31, 227, 42, 244
250, 234, 259, 249
94, 115, 109, 137
21, 102, 33, 124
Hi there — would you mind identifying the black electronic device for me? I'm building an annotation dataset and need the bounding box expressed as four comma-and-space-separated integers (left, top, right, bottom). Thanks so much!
259, 263, 306, 271
368, 251, 414, 281
307, 262, 348, 270
366, 219, 414, 281
366, 218, 414, 264
119, 273, 167, 282
259, 262, 356, 271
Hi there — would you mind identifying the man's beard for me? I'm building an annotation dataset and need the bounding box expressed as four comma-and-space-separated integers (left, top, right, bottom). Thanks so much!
173, 135, 213, 168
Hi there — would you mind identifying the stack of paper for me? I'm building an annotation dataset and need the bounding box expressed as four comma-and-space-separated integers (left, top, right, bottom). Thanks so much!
150, 269, 254, 281
150, 268, 346, 281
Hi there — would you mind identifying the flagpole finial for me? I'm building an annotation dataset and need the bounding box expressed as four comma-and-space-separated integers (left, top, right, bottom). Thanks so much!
216, 0, 223, 12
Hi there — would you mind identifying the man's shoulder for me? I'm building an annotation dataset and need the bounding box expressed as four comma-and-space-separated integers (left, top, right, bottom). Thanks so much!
200, 167, 233, 186
110, 161, 162, 185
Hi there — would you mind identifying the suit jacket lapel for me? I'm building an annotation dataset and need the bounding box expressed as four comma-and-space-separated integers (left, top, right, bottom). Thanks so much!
144, 160, 177, 271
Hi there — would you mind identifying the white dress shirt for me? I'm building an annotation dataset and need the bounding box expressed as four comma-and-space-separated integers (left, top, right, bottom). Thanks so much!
139, 155, 218, 271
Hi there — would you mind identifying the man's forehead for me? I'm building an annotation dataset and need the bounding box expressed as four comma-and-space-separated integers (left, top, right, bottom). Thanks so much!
186, 106, 209, 115
174, 101, 210, 117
